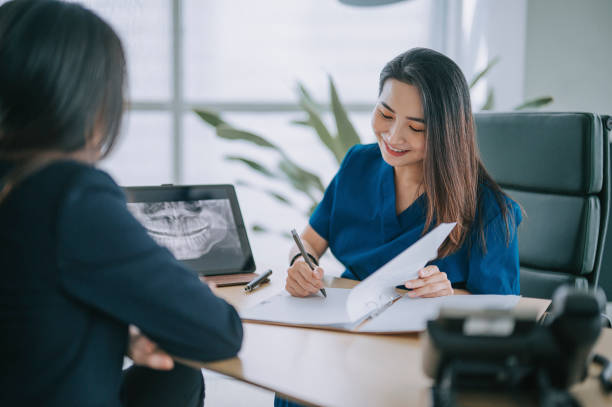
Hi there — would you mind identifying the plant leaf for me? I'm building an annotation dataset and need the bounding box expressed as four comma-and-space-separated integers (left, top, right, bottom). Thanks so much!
278, 162, 313, 199
251, 224, 292, 239
194, 109, 226, 127
225, 155, 275, 178
251, 224, 268, 233
277, 159, 310, 190
307, 201, 319, 217
282, 158, 325, 193
277, 158, 325, 206
480, 88, 495, 111
216, 124, 280, 150
329, 75, 361, 153
295, 82, 345, 163
469, 56, 500, 89
264, 190, 292, 205
232, 179, 293, 206
227, 154, 323, 204
514, 96, 553, 110
296, 82, 321, 112
298, 98, 344, 164
290, 119, 311, 127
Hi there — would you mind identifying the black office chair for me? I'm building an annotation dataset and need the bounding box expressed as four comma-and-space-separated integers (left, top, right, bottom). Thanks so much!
475, 112, 611, 299
597, 119, 612, 301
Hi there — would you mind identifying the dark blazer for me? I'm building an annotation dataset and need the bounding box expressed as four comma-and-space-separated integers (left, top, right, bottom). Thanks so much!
0, 160, 243, 406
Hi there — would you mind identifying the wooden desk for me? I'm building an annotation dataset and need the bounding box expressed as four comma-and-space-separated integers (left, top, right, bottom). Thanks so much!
183, 274, 612, 407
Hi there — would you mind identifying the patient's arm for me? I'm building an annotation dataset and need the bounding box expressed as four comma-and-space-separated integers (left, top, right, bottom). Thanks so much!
57, 168, 243, 362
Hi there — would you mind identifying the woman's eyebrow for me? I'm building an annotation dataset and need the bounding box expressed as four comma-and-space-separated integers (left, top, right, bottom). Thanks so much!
380, 101, 425, 123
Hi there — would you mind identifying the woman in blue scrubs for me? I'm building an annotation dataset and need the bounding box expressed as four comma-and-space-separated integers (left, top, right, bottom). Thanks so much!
286, 48, 522, 304
276, 45, 522, 407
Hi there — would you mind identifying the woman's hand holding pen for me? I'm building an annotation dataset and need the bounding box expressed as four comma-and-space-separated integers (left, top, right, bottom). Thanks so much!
286, 257, 325, 297
404, 265, 453, 298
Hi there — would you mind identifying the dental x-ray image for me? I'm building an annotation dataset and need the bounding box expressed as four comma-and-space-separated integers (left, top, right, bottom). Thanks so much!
127, 199, 241, 261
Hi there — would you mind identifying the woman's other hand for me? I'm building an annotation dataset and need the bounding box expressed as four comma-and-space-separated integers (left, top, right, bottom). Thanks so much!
404, 265, 453, 298
286, 257, 325, 297
127, 325, 174, 370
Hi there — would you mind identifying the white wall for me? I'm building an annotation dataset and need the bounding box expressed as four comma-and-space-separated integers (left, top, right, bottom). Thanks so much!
445, 0, 528, 111
524, 0, 612, 298
524, 0, 612, 115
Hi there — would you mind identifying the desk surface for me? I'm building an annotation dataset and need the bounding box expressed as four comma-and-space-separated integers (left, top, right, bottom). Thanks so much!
183, 273, 612, 407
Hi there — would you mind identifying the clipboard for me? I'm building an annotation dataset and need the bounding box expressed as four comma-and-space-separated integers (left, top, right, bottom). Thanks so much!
240, 287, 521, 334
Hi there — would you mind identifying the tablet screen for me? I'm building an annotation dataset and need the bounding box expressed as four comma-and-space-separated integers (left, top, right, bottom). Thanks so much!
124, 185, 256, 275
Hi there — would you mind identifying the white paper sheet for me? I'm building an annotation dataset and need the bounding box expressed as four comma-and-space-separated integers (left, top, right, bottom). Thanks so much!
240, 288, 354, 327
357, 294, 520, 333
346, 222, 456, 321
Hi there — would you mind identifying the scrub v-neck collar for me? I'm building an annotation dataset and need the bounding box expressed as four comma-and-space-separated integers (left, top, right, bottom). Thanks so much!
380, 162, 426, 241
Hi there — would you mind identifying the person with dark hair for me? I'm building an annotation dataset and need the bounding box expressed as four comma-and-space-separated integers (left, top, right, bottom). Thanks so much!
278, 46, 522, 407
0, 1, 242, 406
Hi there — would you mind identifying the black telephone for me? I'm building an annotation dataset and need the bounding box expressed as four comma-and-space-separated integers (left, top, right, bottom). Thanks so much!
422, 285, 609, 406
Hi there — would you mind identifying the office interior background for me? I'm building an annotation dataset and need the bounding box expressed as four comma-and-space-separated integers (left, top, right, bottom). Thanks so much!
8, 0, 612, 405
68, 0, 612, 294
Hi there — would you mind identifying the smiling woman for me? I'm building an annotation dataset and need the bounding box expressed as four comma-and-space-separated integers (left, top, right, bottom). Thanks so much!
373, 81, 426, 163
276, 45, 524, 407
285, 47, 522, 297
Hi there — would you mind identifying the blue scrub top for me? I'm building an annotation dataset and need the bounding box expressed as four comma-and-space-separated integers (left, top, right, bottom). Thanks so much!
309, 143, 522, 295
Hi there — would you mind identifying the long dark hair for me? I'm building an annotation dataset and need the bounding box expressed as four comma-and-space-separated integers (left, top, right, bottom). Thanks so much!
0, 0, 126, 200
379, 48, 512, 256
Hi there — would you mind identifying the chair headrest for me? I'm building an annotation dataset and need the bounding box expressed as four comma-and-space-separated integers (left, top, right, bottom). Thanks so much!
475, 112, 604, 195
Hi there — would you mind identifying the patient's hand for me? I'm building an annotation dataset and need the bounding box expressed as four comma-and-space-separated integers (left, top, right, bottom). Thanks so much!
127, 325, 174, 370
404, 265, 453, 298
286, 257, 325, 297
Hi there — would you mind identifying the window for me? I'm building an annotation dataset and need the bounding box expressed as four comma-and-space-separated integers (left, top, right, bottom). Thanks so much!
75, 0, 439, 184
31, 0, 443, 269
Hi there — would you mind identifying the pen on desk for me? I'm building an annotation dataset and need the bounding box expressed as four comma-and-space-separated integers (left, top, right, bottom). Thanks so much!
244, 269, 273, 293
290, 229, 327, 298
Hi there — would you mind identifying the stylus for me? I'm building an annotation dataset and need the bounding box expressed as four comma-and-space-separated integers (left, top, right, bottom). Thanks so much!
244, 269, 273, 292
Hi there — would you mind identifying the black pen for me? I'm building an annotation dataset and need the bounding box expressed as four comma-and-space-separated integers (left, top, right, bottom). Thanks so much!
290, 229, 327, 298
244, 269, 273, 293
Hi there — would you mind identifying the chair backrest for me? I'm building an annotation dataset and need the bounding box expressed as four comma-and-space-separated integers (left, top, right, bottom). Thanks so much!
474, 112, 610, 299
596, 117, 612, 301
